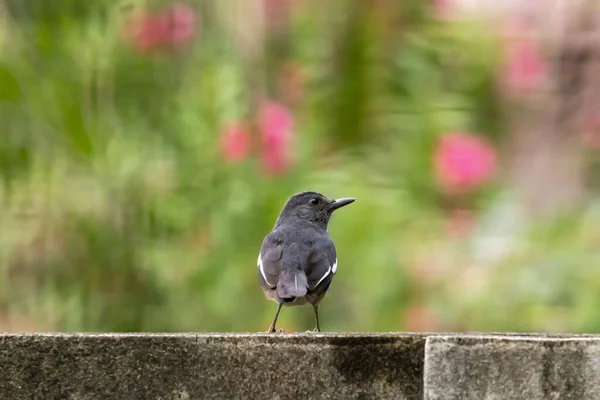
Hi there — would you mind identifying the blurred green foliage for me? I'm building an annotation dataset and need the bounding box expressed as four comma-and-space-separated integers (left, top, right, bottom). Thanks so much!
0, 0, 598, 333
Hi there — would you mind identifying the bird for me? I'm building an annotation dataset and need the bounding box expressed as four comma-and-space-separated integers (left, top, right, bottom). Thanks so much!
257, 191, 355, 333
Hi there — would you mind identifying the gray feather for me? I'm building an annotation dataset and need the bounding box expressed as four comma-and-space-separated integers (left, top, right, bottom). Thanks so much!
304, 239, 336, 300
258, 234, 284, 290
275, 242, 308, 300
276, 269, 308, 299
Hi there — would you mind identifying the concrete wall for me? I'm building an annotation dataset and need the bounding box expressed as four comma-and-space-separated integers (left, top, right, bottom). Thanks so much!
1, 333, 599, 399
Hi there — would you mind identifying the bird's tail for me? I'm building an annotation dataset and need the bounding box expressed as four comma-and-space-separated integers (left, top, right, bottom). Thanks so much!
276, 269, 308, 301
276, 243, 308, 302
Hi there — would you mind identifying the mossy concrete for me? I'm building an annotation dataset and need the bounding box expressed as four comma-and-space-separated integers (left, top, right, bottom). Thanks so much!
0, 333, 425, 400
2, 332, 600, 399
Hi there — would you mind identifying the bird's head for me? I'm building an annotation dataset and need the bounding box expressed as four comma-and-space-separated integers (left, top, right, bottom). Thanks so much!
275, 191, 355, 230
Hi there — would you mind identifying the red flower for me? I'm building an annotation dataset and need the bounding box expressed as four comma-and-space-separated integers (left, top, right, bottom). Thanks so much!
122, 12, 169, 53
433, 132, 496, 195
121, 3, 197, 53
220, 122, 251, 164
258, 101, 294, 176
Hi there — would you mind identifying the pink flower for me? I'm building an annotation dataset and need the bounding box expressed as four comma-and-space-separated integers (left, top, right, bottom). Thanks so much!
165, 2, 197, 47
121, 3, 197, 53
259, 101, 292, 142
122, 12, 170, 53
433, 132, 496, 195
503, 40, 546, 94
258, 101, 294, 176
220, 122, 251, 164
500, 18, 546, 97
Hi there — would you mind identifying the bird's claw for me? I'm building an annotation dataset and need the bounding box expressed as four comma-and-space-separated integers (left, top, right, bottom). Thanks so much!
267, 328, 285, 333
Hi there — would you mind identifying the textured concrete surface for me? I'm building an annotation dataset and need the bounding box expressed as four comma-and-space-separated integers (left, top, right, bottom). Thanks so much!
424, 335, 600, 400
0, 333, 425, 400
4, 332, 600, 400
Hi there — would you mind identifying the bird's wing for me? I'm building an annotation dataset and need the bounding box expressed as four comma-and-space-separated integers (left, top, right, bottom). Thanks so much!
257, 232, 284, 289
304, 237, 337, 297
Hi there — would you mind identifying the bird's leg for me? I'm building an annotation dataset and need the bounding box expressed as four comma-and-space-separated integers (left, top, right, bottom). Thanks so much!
312, 304, 321, 332
267, 303, 283, 333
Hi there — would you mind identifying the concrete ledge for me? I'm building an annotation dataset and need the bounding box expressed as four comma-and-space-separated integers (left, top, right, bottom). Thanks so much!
0, 333, 425, 400
2, 333, 600, 400
424, 334, 600, 400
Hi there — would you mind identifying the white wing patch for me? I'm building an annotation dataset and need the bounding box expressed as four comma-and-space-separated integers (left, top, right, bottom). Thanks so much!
315, 258, 338, 287
258, 253, 274, 287
315, 266, 331, 287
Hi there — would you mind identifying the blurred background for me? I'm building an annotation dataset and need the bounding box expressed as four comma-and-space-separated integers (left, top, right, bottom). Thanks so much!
0, 0, 599, 333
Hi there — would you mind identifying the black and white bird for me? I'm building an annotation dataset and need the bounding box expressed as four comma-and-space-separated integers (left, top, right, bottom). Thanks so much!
257, 191, 355, 333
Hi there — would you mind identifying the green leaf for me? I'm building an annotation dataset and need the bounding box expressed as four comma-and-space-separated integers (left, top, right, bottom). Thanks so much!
0, 65, 20, 102
60, 98, 94, 156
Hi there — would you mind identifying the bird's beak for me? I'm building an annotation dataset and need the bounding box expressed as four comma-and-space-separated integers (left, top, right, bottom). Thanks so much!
328, 197, 355, 211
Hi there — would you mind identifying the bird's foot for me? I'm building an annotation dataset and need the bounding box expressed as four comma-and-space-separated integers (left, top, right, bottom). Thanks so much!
267, 327, 285, 333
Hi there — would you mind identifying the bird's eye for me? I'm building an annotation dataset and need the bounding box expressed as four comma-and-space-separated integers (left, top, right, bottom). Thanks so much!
309, 198, 319, 205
